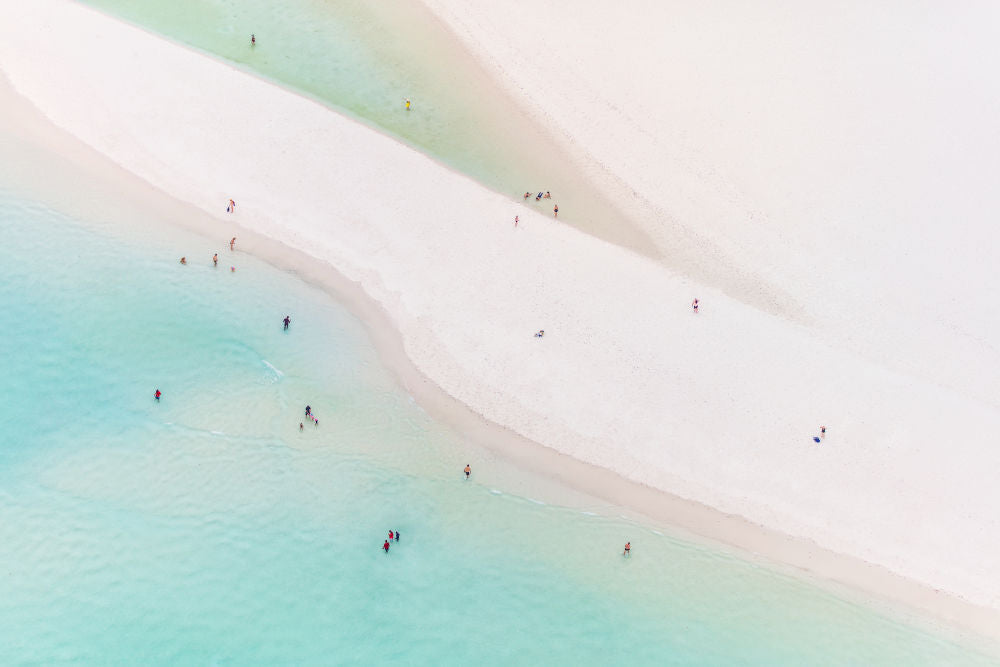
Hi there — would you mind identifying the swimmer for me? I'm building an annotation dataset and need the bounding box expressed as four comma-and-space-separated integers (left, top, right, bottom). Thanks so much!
283, 315, 291, 331
230, 237, 236, 251
464, 464, 471, 480
250, 34, 256, 46
692, 298, 699, 313
383, 540, 390, 553
543, 191, 551, 199
405, 98, 411, 111
553, 204, 558, 217
179, 257, 187, 265
536, 192, 542, 201
624, 542, 631, 557
213, 253, 218, 266
154, 389, 161, 401
523, 192, 531, 200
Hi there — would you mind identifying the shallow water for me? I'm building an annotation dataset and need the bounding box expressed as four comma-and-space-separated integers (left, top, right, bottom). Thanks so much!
0, 164, 997, 664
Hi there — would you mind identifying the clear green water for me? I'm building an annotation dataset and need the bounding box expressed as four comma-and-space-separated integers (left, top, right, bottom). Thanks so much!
78, 0, 650, 252
0, 151, 996, 664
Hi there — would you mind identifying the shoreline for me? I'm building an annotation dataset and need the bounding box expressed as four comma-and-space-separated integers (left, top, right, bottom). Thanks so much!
2, 70, 998, 651
2, 0, 999, 649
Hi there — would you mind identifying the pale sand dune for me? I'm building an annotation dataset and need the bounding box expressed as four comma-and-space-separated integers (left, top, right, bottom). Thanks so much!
422, 0, 1000, 406
1, 0, 998, 631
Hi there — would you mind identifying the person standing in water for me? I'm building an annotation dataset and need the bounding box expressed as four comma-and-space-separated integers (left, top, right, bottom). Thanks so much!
405, 98, 411, 111
250, 34, 256, 46
154, 389, 161, 402
305, 405, 312, 417
383, 540, 390, 553
464, 464, 471, 480
394, 530, 400, 543
213, 253, 218, 267
514, 215, 519, 227
230, 237, 237, 251
283, 315, 291, 331
553, 204, 559, 217
179, 257, 187, 265
624, 542, 631, 557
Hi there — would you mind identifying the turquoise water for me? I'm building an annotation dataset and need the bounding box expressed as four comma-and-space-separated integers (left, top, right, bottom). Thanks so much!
0, 167, 997, 663
79, 0, 644, 251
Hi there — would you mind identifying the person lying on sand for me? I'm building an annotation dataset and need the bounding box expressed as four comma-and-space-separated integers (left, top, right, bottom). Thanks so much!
534, 330, 545, 338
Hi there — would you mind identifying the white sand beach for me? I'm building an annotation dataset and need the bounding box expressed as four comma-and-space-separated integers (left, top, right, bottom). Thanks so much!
2, 0, 999, 638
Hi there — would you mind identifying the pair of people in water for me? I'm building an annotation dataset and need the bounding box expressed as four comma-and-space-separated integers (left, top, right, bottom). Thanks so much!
303, 405, 318, 427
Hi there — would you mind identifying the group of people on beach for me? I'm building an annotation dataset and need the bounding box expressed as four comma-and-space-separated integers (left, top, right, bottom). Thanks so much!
519, 191, 558, 219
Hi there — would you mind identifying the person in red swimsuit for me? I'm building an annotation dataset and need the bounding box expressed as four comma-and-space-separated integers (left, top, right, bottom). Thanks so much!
383, 540, 390, 553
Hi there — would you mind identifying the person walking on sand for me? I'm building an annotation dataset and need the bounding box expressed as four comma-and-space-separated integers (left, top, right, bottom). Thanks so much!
624, 542, 631, 557
213, 253, 218, 266
820, 426, 827, 439
227, 199, 236, 213
514, 215, 519, 227
553, 204, 559, 217
464, 464, 471, 480
283, 315, 291, 331
692, 298, 699, 313
230, 237, 237, 251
